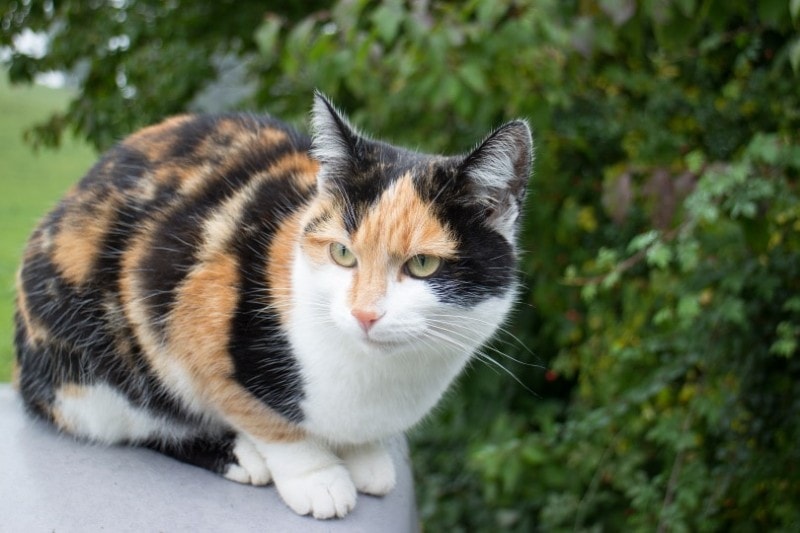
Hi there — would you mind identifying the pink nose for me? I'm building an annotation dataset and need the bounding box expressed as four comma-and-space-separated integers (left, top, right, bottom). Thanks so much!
351, 309, 383, 333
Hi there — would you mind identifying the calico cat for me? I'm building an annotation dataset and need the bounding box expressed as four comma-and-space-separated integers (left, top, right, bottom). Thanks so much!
13, 93, 532, 519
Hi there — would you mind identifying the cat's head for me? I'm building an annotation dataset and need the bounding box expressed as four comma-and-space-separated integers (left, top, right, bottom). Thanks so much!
293, 93, 532, 356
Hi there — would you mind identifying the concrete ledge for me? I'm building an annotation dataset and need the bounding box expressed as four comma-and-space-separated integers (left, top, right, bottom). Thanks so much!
0, 385, 418, 532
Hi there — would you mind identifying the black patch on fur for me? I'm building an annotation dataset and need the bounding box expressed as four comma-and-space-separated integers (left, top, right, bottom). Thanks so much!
166, 114, 222, 160
417, 163, 517, 307
21, 252, 106, 355
78, 145, 152, 193
228, 175, 311, 423
13, 310, 57, 422
142, 431, 238, 475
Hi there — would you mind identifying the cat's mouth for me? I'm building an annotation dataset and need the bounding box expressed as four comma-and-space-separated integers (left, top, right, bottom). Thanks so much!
355, 331, 409, 351
360, 334, 400, 347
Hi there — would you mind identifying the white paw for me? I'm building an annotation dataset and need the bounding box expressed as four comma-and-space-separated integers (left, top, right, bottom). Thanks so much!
224, 434, 271, 486
341, 442, 397, 496
256, 438, 358, 519
274, 464, 357, 519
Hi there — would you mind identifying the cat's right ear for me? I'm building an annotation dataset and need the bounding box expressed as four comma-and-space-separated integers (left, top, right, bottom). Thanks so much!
310, 92, 361, 187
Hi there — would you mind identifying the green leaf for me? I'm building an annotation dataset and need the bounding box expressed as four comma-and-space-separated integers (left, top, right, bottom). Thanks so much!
646, 241, 673, 269
747, 133, 781, 165
685, 150, 706, 174
653, 307, 674, 325
581, 283, 598, 302
676, 239, 700, 272
597, 247, 620, 269
458, 63, 488, 93
629, 230, 660, 253
254, 16, 282, 57
601, 269, 621, 289
720, 297, 747, 325
677, 294, 701, 321
789, 37, 800, 76
371, 1, 404, 44
771, 321, 799, 357
784, 297, 800, 313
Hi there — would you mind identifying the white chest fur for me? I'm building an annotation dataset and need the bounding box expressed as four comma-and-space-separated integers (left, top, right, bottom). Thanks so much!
287, 249, 513, 445
288, 321, 467, 444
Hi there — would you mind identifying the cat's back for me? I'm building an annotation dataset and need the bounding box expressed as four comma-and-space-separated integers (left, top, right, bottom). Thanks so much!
15, 113, 319, 420
20, 112, 317, 291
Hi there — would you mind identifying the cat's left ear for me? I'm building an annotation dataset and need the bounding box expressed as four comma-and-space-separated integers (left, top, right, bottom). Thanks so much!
309, 91, 362, 189
460, 120, 533, 238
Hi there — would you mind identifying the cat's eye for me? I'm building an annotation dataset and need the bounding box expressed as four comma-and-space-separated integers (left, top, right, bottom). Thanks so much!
405, 255, 442, 279
330, 242, 357, 268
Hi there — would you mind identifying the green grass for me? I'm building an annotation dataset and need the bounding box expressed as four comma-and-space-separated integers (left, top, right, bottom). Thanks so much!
0, 76, 95, 381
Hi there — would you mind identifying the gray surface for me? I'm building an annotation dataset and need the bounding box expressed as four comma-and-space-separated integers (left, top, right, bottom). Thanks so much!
0, 385, 418, 532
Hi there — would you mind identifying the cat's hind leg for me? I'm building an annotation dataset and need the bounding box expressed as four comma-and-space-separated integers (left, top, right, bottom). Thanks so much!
46, 381, 270, 485
145, 432, 271, 486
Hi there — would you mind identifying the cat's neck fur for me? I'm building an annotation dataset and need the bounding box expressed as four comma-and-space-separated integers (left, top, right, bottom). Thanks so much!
287, 239, 516, 444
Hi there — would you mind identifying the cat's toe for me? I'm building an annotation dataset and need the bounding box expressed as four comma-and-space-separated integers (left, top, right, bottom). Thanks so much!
274, 464, 357, 519
223, 464, 253, 484
341, 443, 396, 496
224, 434, 271, 486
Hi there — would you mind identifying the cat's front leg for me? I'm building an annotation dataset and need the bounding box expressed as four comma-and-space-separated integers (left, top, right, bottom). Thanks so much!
338, 440, 397, 496
255, 438, 357, 519
225, 433, 272, 486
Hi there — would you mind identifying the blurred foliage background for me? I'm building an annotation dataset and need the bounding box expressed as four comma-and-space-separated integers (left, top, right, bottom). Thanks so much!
3, 0, 799, 530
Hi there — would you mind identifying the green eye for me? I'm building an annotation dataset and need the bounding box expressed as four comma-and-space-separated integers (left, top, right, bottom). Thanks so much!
330, 242, 357, 268
405, 255, 442, 279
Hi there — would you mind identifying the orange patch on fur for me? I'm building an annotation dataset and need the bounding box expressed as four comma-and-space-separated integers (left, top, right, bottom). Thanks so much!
173, 163, 218, 195
218, 387, 305, 443
125, 115, 194, 161
354, 174, 457, 259
200, 195, 249, 260
267, 211, 304, 326
57, 383, 88, 399
258, 126, 289, 147
169, 254, 239, 380
268, 152, 319, 188
52, 197, 118, 286
15, 268, 50, 347
15, 269, 35, 334
168, 253, 303, 442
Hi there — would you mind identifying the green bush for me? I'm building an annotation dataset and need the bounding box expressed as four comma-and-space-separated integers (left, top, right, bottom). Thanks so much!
4, 1, 799, 530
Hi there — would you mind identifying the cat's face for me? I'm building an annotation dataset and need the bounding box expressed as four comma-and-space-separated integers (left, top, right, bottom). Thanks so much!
292, 94, 532, 356
299, 174, 457, 349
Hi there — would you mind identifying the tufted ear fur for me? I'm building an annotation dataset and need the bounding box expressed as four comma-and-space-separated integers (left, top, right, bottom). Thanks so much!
460, 121, 533, 238
309, 92, 363, 190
